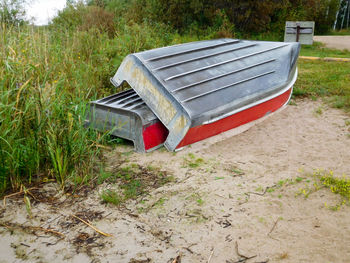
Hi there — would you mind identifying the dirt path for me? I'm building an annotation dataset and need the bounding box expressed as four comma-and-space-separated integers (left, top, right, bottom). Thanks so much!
313, 35, 350, 50
1, 99, 350, 263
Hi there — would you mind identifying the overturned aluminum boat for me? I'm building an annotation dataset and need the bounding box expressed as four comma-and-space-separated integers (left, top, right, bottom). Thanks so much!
87, 38, 300, 152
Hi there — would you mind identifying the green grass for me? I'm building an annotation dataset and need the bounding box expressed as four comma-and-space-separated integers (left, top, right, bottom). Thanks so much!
327, 29, 350, 36
196, 198, 204, 206
300, 41, 350, 58
99, 164, 173, 205
295, 177, 304, 183
314, 106, 324, 116
153, 197, 167, 207
185, 192, 205, 207
183, 153, 205, 168
231, 168, 245, 176
215, 176, 225, 180
294, 44, 350, 111
101, 189, 123, 206
97, 171, 114, 185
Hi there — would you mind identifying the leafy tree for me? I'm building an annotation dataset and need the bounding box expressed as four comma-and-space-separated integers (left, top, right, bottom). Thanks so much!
0, 0, 27, 25
334, 0, 350, 30
51, 1, 115, 36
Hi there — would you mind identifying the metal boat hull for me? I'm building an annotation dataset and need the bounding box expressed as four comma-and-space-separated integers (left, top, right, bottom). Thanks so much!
86, 89, 168, 152
87, 38, 300, 152
175, 86, 292, 150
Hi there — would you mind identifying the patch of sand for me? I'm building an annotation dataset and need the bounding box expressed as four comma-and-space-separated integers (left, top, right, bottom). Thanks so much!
1, 99, 350, 263
313, 36, 350, 51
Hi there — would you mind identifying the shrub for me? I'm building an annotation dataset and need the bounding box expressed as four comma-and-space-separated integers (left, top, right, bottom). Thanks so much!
51, 2, 115, 36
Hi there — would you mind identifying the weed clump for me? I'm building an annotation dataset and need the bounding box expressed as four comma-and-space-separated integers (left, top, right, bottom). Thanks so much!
183, 153, 204, 168
296, 169, 350, 210
100, 164, 173, 206
319, 171, 350, 201
101, 190, 122, 206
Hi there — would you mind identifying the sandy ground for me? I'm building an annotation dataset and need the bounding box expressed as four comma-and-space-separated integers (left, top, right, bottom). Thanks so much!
313, 36, 350, 51
1, 99, 350, 263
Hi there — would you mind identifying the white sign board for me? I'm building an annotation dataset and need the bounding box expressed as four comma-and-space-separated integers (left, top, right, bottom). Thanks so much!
284, 21, 315, 45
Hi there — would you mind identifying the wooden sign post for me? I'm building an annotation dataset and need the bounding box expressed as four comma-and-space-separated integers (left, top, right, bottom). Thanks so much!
284, 21, 315, 45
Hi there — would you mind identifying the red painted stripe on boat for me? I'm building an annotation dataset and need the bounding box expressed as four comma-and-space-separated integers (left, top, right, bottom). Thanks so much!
176, 88, 292, 149
143, 121, 169, 151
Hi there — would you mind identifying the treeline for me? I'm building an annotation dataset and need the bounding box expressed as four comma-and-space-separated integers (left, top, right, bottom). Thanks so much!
87, 0, 340, 35
0, 0, 344, 36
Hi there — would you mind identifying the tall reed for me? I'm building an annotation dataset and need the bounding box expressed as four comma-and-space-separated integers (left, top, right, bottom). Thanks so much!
0, 20, 204, 195
0, 24, 115, 193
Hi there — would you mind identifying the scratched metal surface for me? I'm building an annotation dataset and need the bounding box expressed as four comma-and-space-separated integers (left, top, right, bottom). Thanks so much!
92, 89, 156, 124
108, 39, 300, 151
113, 39, 300, 126
87, 89, 158, 152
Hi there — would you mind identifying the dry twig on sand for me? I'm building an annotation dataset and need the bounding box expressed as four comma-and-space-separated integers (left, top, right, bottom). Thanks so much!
3, 187, 38, 206
246, 185, 276, 197
31, 226, 65, 237
226, 241, 257, 263
0, 222, 65, 238
207, 247, 214, 263
171, 254, 182, 263
267, 218, 281, 240
71, 214, 113, 237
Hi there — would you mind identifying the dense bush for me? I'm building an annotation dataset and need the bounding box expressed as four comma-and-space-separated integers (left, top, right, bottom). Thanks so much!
286, 0, 340, 34
100, 0, 340, 35
51, 2, 115, 36
53, 0, 343, 37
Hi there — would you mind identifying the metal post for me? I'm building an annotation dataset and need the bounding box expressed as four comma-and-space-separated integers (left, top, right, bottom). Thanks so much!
296, 23, 300, 42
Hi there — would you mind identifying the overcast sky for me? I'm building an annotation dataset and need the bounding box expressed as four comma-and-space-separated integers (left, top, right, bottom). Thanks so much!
26, 0, 67, 25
